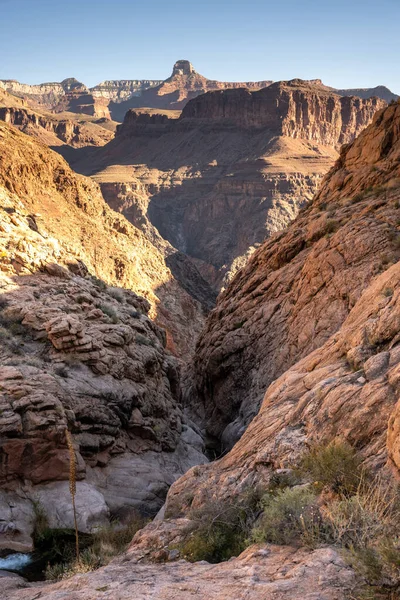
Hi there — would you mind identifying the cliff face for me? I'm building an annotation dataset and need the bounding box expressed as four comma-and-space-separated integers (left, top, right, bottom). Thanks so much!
91, 78, 163, 102
0, 122, 207, 552
184, 101, 400, 453
0, 106, 115, 148
2, 62, 396, 123
107, 59, 273, 120
0, 78, 111, 119
73, 80, 383, 291
182, 81, 385, 148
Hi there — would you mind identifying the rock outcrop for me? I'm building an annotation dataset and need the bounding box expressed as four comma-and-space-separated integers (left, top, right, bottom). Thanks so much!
0, 78, 111, 119
180, 100, 400, 463
0, 121, 210, 551
107, 60, 273, 120
6, 543, 358, 599
73, 80, 384, 290
0, 121, 210, 354
0, 106, 115, 148
2, 63, 396, 123
182, 81, 384, 148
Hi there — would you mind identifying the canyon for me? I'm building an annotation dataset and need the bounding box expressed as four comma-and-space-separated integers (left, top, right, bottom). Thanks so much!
1, 52, 400, 599
0, 120, 213, 554
72, 79, 385, 290
3, 85, 400, 600
2, 59, 397, 122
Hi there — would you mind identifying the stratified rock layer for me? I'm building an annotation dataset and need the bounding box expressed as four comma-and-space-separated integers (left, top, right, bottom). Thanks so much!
75, 80, 384, 290
181, 101, 400, 468
0, 122, 207, 551
6, 542, 358, 600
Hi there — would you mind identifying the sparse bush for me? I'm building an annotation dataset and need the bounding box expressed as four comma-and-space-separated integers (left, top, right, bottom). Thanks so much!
100, 303, 118, 323
128, 308, 141, 319
297, 440, 362, 496
8, 322, 28, 337
45, 548, 99, 580
352, 192, 366, 204
268, 469, 302, 492
252, 486, 330, 548
108, 287, 124, 303
324, 219, 339, 235
54, 365, 69, 378
45, 515, 146, 580
136, 333, 155, 346
76, 294, 92, 305
91, 276, 107, 291
179, 490, 261, 564
325, 477, 400, 595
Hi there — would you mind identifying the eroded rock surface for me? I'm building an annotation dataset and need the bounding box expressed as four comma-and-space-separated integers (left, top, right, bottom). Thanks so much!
184, 100, 400, 451
6, 543, 358, 600
0, 122, 207, 551
74, 80, 384, 290
0, 121, 208, 355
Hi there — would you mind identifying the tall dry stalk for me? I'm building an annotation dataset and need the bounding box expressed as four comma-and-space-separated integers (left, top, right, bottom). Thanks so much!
65, 428, 79, 561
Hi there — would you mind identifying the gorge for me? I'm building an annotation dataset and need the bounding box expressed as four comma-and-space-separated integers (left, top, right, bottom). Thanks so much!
1, 51, 400, 600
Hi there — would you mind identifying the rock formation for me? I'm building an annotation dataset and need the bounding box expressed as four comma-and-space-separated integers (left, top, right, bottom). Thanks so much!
2, 61, 396, 124
0, 78, 111, 119
182, 100, 400, 460
2, 75, 400, 600
335, 85, 398, 103
107, 60, 273, 120
0, 86, 116, 150
0, 120, 210, 551
91, 78, 163, 102
73, 80, 384, 290
5, 543, 358, 599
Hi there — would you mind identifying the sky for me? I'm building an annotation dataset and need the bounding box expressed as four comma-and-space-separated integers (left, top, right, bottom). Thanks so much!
1, 0, 399, 93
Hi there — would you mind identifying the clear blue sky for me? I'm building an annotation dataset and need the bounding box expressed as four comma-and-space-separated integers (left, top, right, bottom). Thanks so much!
1, 0, 399, 93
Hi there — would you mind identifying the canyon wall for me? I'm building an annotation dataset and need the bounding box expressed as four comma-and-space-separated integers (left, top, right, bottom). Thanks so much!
0, 121, 209, 552
184, 100, 400, 454
74, 80, 384, 290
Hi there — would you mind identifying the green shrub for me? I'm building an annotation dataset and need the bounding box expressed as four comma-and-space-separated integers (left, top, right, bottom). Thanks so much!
252, 486, 329, 548
180, 491, 261, 564
45, 516, 146, 580
100, 303, 118, 323
91, 276, 107, 291
32, 501, 49, 543
136, 333, 155, 346
108, 287, 124, 303
297, 440, 362, 496
383, 288, 394, 297
325, 477, 400, 595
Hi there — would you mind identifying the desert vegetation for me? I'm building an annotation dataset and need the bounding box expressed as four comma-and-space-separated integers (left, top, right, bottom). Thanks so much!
177, 442, 400, 599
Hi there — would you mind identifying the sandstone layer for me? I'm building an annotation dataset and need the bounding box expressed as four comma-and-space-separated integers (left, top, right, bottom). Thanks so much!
179, 100, 400, 467
73, 80, 384, 290
2, 61, 396, 124
5, 543, 358, 600
0, 78, 110, 119
0, 121, 212, 552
